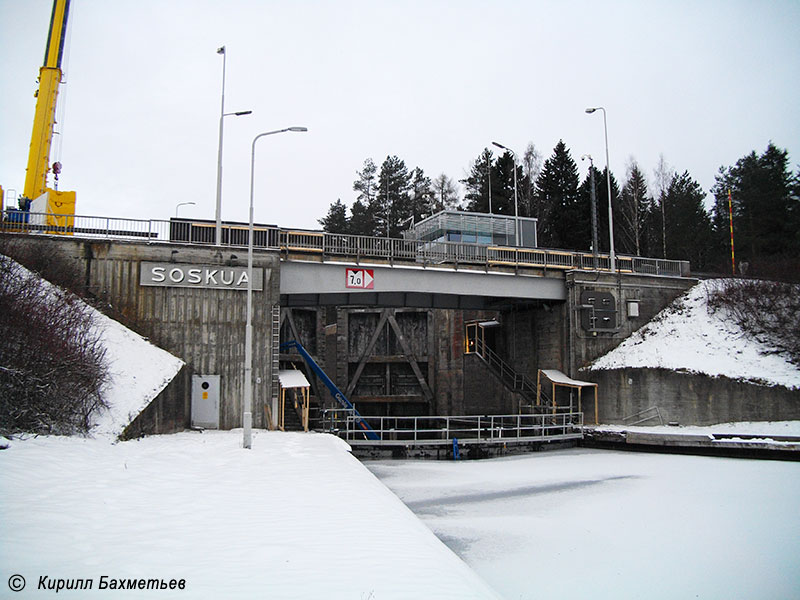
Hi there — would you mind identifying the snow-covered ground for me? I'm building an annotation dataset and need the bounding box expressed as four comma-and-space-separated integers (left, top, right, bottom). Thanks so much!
1, 431, 501, 599
4, 266, 800, 599
588, 279, 800, 389
367, 447, 800, 600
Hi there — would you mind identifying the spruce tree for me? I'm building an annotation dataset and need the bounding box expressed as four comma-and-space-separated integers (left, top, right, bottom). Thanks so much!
710, 143, 800, 268
318, 199, 349, 233
595, 167, 622, 254
461, 148, 495, 213
664, 171, 713, 269
577, 165, 603, 252
409, 167, 435, 224
491, 151, 519, 217
535, 140, 581, 248
619, 161, 653, 256
349, 199, 378, 236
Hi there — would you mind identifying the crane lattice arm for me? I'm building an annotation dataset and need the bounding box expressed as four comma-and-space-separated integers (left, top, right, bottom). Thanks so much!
23, 0, 71, 203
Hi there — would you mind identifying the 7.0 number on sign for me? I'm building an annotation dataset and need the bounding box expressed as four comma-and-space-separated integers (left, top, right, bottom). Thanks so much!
345, 268, 374, 289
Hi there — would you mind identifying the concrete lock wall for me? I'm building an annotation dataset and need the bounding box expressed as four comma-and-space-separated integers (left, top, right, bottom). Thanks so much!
564, 272, 697, 372
588, 368, 800, 425
3, 236, 281, 435
16, 234, 787, 430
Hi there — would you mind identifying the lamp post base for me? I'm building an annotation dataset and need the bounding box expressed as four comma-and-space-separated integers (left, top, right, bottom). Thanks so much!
243, 412, 252, 449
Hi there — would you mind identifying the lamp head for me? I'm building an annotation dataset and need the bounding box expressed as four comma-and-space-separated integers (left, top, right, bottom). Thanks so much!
492, 141, 506, 150
288, 127, 308, 132
585, 107, 597, 114
234, 110, 253, 116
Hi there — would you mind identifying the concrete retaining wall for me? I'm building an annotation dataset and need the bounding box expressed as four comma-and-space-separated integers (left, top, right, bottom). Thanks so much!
3, 236, 281, 433
585, 367, 800, 425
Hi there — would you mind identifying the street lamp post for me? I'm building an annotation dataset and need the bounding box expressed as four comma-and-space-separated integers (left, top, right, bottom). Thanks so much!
175, 201, 195, 217
215, 46, 252, 246
244, 126, 307, 449
491, 141, 519, 246
581, 154, 599, 269
585, 107, 616, 273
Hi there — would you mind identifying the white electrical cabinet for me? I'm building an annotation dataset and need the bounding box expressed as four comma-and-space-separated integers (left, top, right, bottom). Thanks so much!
191, 375, 220, 429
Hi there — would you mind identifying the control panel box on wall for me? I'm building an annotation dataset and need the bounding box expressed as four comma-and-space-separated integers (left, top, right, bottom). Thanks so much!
580, 290, 617, 331
191, 375, 220, 429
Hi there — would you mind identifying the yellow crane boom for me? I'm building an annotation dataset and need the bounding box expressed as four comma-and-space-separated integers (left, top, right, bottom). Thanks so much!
21, 0, 76, 231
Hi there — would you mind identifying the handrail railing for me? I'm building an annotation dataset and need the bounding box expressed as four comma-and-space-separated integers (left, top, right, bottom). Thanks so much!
473, 337, 538, 402
324, 412, 584, 444
623, 406, 664, 426
0, 210, 690, 277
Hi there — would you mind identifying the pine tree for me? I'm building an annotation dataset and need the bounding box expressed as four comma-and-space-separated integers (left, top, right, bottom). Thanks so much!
535, 140, 581, 248
318, 199, 349, 233
353, 158, 378, 206
375, 155, 412, 237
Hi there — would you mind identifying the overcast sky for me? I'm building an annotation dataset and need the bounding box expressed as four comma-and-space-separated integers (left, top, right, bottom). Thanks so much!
1, 0, 798, 230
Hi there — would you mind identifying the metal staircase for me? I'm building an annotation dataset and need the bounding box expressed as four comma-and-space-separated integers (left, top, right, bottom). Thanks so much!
465, 322, 552, 408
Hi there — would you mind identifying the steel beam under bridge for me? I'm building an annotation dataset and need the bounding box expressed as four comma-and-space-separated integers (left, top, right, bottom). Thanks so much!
280, 261, 567, 308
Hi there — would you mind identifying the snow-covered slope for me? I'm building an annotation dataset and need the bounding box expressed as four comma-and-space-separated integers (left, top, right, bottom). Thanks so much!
90, 308, 184, 438
588, 280, 800, 389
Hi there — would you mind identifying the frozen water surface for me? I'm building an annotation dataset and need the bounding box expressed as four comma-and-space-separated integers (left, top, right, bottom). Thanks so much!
368, 448, 800, 600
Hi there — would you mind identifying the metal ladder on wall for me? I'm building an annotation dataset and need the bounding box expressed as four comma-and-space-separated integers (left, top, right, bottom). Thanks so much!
271, 305, 281, 414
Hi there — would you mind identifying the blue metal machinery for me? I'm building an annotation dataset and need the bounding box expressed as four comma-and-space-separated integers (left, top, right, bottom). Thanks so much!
280, 340, 379, 441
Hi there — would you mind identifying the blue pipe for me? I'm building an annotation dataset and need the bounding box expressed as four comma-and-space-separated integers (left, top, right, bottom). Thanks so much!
280, 340, 378, 440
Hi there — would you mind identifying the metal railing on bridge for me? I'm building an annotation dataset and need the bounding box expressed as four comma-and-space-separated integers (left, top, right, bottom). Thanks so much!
0, 210, 689, 277
318, 408, 584, 446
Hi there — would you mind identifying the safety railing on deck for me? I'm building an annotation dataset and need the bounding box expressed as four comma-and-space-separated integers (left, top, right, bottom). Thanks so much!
0, 210, 689, 277
332, 412, 584, 445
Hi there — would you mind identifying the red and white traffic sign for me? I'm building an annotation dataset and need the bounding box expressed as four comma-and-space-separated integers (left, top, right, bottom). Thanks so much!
345, 268, 374, 289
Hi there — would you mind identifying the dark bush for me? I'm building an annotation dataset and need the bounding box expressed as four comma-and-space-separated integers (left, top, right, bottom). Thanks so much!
707, 278, 800, 367
0, 255, 108, 435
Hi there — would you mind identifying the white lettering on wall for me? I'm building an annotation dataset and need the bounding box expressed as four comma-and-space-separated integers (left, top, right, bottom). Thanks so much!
140, 262, 264, 291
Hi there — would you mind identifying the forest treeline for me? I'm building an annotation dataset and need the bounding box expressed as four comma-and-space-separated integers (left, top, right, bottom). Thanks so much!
319, 141, 800, 279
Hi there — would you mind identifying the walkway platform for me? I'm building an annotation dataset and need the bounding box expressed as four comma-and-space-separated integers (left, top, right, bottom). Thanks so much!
582, 427, 800, 461
318, 411, 585, 459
